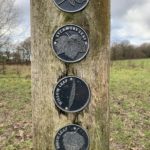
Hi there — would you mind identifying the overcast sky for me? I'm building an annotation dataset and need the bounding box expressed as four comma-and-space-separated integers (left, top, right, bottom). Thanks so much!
14, 0, 150, 45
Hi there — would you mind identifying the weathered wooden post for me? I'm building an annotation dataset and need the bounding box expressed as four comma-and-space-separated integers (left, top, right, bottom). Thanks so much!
31, 0, 110, 149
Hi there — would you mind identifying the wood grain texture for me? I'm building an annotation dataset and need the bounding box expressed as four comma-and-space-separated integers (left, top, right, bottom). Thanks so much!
31, 0, 110, 149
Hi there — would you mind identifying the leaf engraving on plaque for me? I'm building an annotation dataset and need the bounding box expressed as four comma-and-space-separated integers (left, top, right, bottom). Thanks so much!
55, 34, 86, 59
58, 0, 86, 6
68, 79, 76, 109
63, 132, 85, 150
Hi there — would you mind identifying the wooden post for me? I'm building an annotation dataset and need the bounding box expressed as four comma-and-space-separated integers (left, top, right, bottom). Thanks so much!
31, 0, 110, 150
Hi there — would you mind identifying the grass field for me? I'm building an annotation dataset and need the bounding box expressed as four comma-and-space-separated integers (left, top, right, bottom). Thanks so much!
0, 65, 32, 150
110, 59, 150, 150
0, 60, 150, 150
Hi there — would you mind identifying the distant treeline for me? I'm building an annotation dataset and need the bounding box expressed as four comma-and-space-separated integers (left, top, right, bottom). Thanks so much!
1, 39, 150, 64
111, 42, 150, 60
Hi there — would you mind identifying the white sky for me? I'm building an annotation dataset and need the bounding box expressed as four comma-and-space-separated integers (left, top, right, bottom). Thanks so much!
14, 0, 150, 45
111, 0, 150, 45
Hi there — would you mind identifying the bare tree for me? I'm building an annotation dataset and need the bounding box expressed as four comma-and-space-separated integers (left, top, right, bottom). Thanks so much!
0, 51, 6, 74
0, 0, 17, 48
17, 37, 31, 64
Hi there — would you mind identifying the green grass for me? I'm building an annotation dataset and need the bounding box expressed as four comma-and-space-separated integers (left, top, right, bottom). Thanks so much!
0, 60, 150, 150
110, 59, 150, 150
0, 66, 32, 150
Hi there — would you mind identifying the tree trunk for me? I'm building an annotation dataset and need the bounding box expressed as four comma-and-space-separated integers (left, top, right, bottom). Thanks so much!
2, 56, 6, 75
31, 0, 110, 150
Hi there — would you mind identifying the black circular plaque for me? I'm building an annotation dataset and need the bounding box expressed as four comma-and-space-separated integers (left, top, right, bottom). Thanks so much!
54, 124, 89, 150
53, 0, 89, 13
53, 76, 90, 113
52, 24, 89, 63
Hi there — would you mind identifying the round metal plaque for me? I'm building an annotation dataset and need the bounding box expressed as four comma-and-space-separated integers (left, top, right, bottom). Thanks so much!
53, 76, 90, 113
54, 124, 89, 150
53, 0, 89, 13
52, 24, 89, 63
